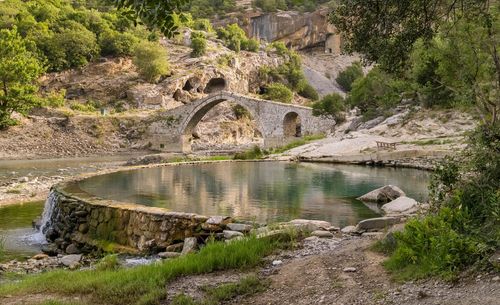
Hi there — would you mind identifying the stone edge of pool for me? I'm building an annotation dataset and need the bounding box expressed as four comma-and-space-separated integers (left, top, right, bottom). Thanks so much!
44, 159, 280, 254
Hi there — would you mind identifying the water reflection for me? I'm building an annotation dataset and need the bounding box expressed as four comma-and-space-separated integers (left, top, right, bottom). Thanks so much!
77, 162, 431, 226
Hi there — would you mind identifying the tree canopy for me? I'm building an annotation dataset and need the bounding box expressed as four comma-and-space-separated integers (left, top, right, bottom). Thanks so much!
0, 27, 44, 129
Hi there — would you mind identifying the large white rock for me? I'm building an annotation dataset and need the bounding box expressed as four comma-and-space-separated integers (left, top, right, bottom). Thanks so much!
382, 196, 419, 215
60, 254, 82, 268
356, 217, 400, 231
357, 185, 406, 203
288, 219, 332, 231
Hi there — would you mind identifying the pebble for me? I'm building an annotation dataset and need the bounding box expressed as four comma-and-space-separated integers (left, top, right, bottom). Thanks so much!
343, 267, 357, 272
272, 260, 283, 266
493, 276, 499, 282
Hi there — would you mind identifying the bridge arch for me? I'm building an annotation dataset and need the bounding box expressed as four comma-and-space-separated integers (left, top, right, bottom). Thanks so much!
179, 95, 263, 153
283, 111, 302, 137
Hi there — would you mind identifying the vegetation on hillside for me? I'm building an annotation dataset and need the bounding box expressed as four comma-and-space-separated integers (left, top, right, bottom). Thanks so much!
217, 23, 260, 53
259, 42, 318, 102
0, 27, 44, 129
335, 61, 363, 92
252, 0, 331, 13
331, 0, 500, 279
311, 93, 345, 122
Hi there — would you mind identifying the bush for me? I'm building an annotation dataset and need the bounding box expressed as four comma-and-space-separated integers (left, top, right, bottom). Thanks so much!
382, 124, 500, 280
190, 31, 207, 57
99, 30, 139, 57
232, 104, 251, 119
192, 18, 214, 32
133, 41, 170, 83
43, 89, 66, 108
312, 93, 346, 122
234, 146, 264, 160
297, 80, 319, 100
263, 83, 293, 103
347, 67, 406, 118
41, 23, 100, 71
70, 102, 96, 112
336, 61, 363, 92
241, 38, 260, 52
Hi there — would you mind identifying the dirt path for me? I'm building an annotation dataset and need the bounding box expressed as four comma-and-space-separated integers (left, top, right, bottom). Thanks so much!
232, 237, 499, 305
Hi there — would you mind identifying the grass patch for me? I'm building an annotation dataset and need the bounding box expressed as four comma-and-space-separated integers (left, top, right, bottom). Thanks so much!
0, 235, 5, 261
0, 236, 287, 305
5, 188, 22, 194
171, 275, 268, 305
399, 138, 455, 146
234, 134, 325, 160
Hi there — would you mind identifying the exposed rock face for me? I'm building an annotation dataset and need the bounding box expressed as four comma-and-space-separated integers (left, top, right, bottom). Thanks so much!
288, 219, 332, 231
357, 185, 406, 203
221, 9, 342, 52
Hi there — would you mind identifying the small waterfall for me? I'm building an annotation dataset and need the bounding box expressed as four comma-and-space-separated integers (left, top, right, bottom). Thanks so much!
22, 191, 58, 246
40, 191, 58, 234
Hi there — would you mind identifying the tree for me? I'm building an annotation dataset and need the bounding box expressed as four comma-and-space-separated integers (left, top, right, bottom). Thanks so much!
108, 0, 190, 37
336, 62, 363, 92
0, 28, 44, 129
133, 41, 169, 83
330, 0, 499, 124
312, 93, 346, 122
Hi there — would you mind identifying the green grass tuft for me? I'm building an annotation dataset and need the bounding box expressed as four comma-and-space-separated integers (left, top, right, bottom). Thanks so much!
0, 236, 285, 305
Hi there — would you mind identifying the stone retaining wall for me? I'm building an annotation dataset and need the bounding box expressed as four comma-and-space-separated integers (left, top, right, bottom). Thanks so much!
45, 185, 209, 254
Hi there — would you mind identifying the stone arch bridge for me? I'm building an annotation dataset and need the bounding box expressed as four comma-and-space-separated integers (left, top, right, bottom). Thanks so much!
148, 91, 335, 153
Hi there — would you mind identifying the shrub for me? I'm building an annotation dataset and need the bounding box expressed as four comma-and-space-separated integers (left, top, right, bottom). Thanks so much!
232, 104, 251, 119
347, 67, 405, 118
312, 93, 346, 122
336, 61, 363, 92
192, 18, 214, 32
133, 41, 170, 83
190, 31, 207, 57
234, 146, 264, 160
263, 83, 293, 103
297, 80, 319, 100
241, 38, 260, 52
0, 235, 5, 261
40, 22, 100, 71
99, 30, 139, 57
70, 102, 96, 112
43, 89, 66, 108
382, 124, 500, 280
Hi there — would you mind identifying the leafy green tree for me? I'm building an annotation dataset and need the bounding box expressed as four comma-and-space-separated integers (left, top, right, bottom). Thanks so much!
331, 0, 499, 124
335, 62, 363, 92
0, 28, 44, 128
263, 83, 293, 103
133, 41, 170, 83
312, 93, 345, 122
297, 79, 319, 100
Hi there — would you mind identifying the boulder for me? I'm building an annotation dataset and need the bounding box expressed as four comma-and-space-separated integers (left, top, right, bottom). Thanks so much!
158, 252, 182, 259
311, 230, 334, 238
288, 219, 332, 231
65, 244, 81, 255
356, 217, 400, 231
60, 254, 82, 268
357, 116, 385, 130
41, 243, 59, 256
223, 230, 244, 240
226, 223, 253, 233
381, 196, 419, 215
357, 185, 406, 203
341, 226, 359, 234
181, 237, 198, 255
202, 216, 232, 231
32, 253, 49, 260
166, 242, 184, 252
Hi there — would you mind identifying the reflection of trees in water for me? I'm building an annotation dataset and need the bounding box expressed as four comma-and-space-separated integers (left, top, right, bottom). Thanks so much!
78, 162, 429, 224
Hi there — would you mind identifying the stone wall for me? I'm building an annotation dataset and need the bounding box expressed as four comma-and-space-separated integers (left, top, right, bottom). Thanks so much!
45, 185, 209, 254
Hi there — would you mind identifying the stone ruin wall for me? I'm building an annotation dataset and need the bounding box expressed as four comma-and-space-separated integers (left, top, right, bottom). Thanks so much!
45, 186, 209, 254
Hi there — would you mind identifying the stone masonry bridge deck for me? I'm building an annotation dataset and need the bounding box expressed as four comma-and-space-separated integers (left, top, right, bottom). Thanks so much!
148, 91, 336, 153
